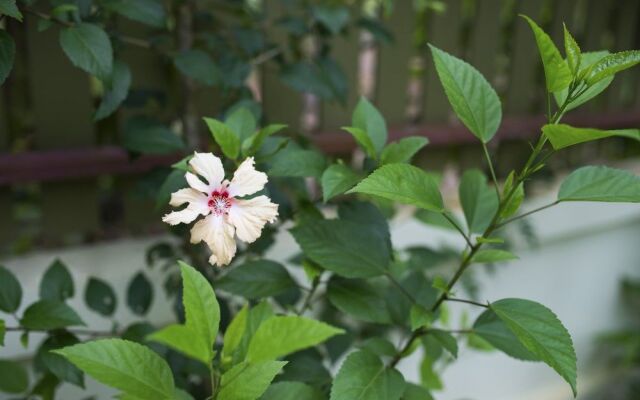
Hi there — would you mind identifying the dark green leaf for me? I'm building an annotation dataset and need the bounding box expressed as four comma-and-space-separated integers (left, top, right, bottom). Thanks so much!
55, 339, 175, 399
173, 49, 219, 86
0, 265, 22, 313
429, 44, 502, 142
0, 31, 15, 85
543, 124, 640, 150
40, 259, 74, 301
330, 350, 405, 400
218, 260, 297, 299
85, 277, 117, 316
291, 219, 391, 278
312, 5, 350, 34
36, 332, 84, 387
103, 0, 165, 28
59, 23, 113, 79
430, 330, 458, 358
261, 381, 324, 400
352, 97, 387, 154
380, 136, 429, 165
321, 163, 360, 202
0, 359, 28, 393
327, 277, 391, 324
0, 0, 22, 21
459, 169, 499, 233
558, 166, 640, 203
0, 319, 4, 346
218, 361, 287, 400
21, 300, 85, 330
226, 107, 257, 141
269, 148, 326, 178
204, 117, 240, 159
123, 116, 184, 154
243, 124, 287, 156
348, 163, 444, 212
401, 383, 433, 400
95, 60, 131, 120
126, 272, 153, 316
473, 308, 538, 361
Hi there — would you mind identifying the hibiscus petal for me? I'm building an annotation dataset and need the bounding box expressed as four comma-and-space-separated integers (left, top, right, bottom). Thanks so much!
228, 157, 268, 197
169, 188, 208, 207
189, 152, 225, 187
190, 214, 237, 266
186, 172, 210, 193
162, 206, 204, 226
228, 195, 278, 243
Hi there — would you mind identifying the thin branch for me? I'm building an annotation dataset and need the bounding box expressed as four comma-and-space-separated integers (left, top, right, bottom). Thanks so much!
495, 201, 559, 230
296, 277, 321, 315
482, 142, 501, 200
445, 297, 489, 308
5, 326, 118, 338
442, 212, 473, 248
385, 272, 417, 304
251, 47, 281, 66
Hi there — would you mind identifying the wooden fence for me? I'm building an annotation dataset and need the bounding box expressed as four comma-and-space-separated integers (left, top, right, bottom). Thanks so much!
1, 0, 640, 252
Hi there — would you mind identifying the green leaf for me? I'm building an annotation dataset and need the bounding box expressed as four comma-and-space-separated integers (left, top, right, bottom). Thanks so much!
290, 219, 391, 278
0, 265, 22, 313
428, 44, 502, 142
330, 350, 405, 400
222, 304, 248, 362
103, 0, 165, 28
410, 304, 433, 331
348, 163, 444, 212
563, 24, 581, 74
204, 117, 240, 159
233, 302, 274, 363
0, 319, 4, 346
321, 163, 360, 202
430, 329, 458, 358
147, 324, 210, 365
54, 339, 175, 399
40, 259, 74, 301
472, 249, 518, 264
521, 15, 572, 92
218, 360, 287, 400
543, 124, 640, 150
343, 127, 377, 158
243, 124, 287, 156
554, 51, 613, 111
0, 0, 22, 21
312, 5, 350, 34
176, 261, 220, 362
0, 359, 28, 393
459, 169, 499, 233
558, 166, 640, 203
473, 308, 538, 361
0, 31, 15, 85
21, 300, 85, 330
85, 277, 117, 317
587, 50, 640, 85
491, 298, 577, 396
226, 107, 257, 141
401, 383, 433, 400
352, 97, 388, 154
218, 260, 297, 299
36, 331, 84, 388
123, 116, 184, 154
261, 381, 324, 400
380, 136, 429, 165
247, 316, 343, 362
269, 148, 326, 178
59, 23, 113, 79
500, 172, 524, 219
327, 277, 391, 324
95, 60, 131, 120
358, 337, 397, 357
173, 49, 219, 86
126, 272, 153, 316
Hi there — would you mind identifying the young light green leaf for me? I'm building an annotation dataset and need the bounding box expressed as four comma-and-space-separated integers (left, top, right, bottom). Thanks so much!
102, 0, 166, 28
343, 127, 377, 158
0, 0, 22, 21
179, 261, 220, 360
500, 171, 524, 219
147, 324, 210, 365
543, 124, 640, 150
40, 259, 74, 301
95, 61, 131, 121
554, 51, 612, 111
459, 169, 499, 233
261, 381, 324, 400
222, 304, 248, 362
472, 249, 518, 264
321, 163, 360, 202
85, 277, 117, 317
59, 23, 113, 79
587, 50, 640, 85
0, 31, 15, 85
217, 260, 297, 299
204, 117, 241, 159
521, 15, 572, 92
348, 163, 444, 212
428, 44, 502, 143
247, 316, 344, 362
54, 339, 175, 399
290, 219, 391, 278
218, 360, 287, 400
173, 49, 219, 86
563, 24, 581, 74
0, 265, 22, 313
126, 272, 153, 316
558, 166, 640, 203
233, 301, 274, 364
472, 308, 538, 361
380, 136, 429, 165
352, 97, 388, 154
491, 298, 577, 396
330, 350, 405, 400
327, 277, 392, 324
0, 359, 28, 393
21, 300, 85, 330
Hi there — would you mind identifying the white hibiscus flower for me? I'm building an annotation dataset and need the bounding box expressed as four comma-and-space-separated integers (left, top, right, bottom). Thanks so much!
162, 152, 278, 266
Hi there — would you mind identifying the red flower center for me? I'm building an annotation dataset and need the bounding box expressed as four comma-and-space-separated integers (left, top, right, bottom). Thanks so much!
208, 190, 232, 215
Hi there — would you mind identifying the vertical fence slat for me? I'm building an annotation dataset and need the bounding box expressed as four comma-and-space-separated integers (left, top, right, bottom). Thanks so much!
606, 0, 640, 109
467, 0, 502, 83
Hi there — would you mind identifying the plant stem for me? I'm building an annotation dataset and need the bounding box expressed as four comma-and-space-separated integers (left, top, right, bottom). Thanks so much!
482, 142, 501, 200
5, 326, 117, 337
441, 212, 473, 248
444, 297, 489, 308
296, 277, 320, 315
495, 201, 559, 229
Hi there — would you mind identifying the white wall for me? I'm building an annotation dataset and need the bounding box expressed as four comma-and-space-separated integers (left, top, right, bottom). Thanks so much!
1, 194, 639, 400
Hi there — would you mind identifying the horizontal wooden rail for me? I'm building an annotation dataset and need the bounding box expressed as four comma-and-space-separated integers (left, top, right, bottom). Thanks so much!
1, 111, 638, 186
